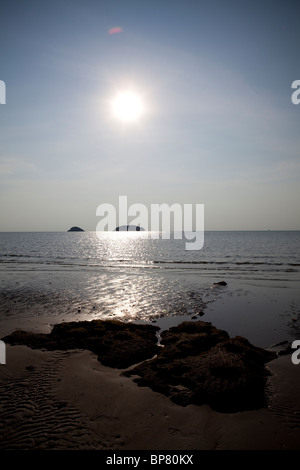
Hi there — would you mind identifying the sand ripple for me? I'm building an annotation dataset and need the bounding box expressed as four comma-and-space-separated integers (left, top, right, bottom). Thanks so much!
0, 349, 101, 449
268, 395, 300, 430
266, 356, 300, 432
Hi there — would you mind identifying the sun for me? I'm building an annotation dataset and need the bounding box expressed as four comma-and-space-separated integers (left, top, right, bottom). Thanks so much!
112, 91, 144, 122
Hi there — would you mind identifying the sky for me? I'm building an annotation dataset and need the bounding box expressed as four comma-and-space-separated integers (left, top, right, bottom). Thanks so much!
0, 0, 299, 231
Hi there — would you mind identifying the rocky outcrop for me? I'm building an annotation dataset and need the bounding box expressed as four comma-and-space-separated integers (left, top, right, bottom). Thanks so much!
123, 321, 277, 412
212, 281, 227, 286
3, 319, 277, 412
67, 226, 84, 232
2, 320, 159, 369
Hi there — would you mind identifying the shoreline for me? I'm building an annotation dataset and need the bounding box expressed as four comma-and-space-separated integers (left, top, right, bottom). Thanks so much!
1, 319, 300, 450
1, 276, 299, 349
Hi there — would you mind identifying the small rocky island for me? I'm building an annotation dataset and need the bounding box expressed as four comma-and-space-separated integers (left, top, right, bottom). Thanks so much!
115, 225, 144, 231
67, 226, 84, 232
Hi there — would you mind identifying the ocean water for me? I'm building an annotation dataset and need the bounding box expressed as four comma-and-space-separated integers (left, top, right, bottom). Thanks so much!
0, 230, 300, 347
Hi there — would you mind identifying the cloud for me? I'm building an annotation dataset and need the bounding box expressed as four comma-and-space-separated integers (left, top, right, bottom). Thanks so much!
108, 27, 123, 35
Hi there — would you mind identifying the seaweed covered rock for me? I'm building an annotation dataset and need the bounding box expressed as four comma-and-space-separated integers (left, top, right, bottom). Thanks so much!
3, 319, 277, 412
123, 321, 277, 412
3, 319, 160, 369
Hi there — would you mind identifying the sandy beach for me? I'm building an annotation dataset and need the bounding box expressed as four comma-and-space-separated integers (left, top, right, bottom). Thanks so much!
1, 0, 300, 456
1, 339, 300, 451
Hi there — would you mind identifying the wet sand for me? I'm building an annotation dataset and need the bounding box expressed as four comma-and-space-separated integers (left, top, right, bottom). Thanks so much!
1, 343, 300, 450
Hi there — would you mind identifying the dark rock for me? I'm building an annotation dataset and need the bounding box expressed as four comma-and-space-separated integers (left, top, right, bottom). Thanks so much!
3, 318, 278, 412
268, 340, 291, 355
2, 319, 160, 369
213, 281, 227, 286
68, 226, 84, 232
277, 343, 294, 356
115, 225, 144, 231
123, 321, 277, 412
159, 321, 230, 360
67, 226, 84, 232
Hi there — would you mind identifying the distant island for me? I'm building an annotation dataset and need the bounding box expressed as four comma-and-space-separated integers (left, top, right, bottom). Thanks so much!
115, 225, 144, 231
67, 226, 84, 232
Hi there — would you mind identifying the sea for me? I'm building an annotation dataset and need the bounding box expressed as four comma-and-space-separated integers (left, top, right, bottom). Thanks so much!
0, 230, 300, 349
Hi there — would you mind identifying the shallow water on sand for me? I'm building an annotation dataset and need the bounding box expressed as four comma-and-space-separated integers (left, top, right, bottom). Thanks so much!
0, 231, 300, 347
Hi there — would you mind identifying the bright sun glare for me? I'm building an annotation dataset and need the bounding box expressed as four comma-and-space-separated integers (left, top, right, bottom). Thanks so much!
112, 91, 144, 122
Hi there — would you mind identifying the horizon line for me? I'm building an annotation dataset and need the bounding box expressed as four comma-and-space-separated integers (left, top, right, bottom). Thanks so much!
0, 229, 299, 233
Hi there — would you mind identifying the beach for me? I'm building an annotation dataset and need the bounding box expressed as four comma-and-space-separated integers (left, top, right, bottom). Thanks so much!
1, 325, 300, 451
2, 0, 300, 455
1, 231, 300, 451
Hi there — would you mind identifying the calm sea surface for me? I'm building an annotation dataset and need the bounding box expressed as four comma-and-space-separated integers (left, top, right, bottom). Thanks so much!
0, 231, 300, 347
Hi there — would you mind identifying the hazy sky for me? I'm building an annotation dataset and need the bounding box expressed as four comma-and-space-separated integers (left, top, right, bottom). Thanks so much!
0, 0, 299, 231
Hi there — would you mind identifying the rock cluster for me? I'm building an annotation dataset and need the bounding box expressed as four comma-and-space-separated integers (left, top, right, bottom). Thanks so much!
3, 319, 277, 412
2, 320, 159, 369
115, 225, 144, 231
124, 321, 277, 412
